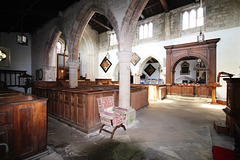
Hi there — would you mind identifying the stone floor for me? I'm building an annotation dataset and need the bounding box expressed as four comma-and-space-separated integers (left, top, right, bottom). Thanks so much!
38, 98, 234, 160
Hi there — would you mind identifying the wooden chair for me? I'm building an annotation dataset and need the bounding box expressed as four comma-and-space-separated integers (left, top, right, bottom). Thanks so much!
97, 96, 128, 138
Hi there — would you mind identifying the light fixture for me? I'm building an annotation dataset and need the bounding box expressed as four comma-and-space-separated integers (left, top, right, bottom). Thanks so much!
197, 0, 204, 42
197, 31, 205, 42
106, 52, 110, 59
17, 1, 28, 45
0, 50, 7, 61
17, 34, 28, 45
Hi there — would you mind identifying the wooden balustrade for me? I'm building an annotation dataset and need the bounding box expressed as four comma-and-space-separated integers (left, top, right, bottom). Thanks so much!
0, 70, 26, 87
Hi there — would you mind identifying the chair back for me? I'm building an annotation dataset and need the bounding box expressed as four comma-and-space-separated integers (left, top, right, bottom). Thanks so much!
97, 96, 115, 112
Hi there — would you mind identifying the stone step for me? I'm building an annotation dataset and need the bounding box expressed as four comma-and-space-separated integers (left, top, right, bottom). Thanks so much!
166, 95, 212, 103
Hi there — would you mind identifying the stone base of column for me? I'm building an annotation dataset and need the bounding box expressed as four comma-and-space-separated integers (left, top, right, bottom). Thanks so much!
124, 107, 136, 126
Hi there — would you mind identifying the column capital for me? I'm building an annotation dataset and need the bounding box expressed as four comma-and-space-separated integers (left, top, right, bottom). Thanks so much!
117, 51, 132, 62
68, 60, 79, 69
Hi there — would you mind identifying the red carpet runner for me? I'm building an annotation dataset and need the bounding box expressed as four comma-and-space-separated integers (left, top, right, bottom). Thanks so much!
212, 145, 236, 160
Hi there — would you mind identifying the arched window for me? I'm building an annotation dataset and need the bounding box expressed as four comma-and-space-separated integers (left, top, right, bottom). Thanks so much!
139, 25, 144, 39
189, 9, 196, 28
109, 32, 118, 46
182, 7, 204, 30
197, 7, 204, 27
139, 22, 153, 40
143, 23, 148, 39
148, 22, 153, 38
182, 11, 189, 30
56, 42, 62, 53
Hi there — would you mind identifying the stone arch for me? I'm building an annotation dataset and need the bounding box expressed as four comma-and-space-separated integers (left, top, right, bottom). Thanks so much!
113, 62, 134, 82
44, 26, 62, 69
119, 0, 149, 51
69, 2, 119, 62
80, 26, 96, 81
138, 56, 164, 76
113, 63, 119, 81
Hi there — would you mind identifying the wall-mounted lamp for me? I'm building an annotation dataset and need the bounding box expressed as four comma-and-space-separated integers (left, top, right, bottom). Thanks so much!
106, 52, 110, 59
0, 50, 7, 61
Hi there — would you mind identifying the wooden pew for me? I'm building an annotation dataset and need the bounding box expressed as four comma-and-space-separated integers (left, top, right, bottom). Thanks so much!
0, 90, 47, 159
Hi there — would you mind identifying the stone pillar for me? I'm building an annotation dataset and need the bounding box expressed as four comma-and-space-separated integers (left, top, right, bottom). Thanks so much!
68, 60, 79, 88
117, 51, 136, 126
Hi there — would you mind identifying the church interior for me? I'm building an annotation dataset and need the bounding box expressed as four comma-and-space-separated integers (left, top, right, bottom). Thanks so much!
0, 0, 240, 159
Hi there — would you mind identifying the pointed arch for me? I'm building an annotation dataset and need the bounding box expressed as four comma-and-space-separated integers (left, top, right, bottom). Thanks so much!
69, 2, 119, 62
80, 25, 96, 81
44, 26, 62, 69
113, 63, 119, 81
138, 56, 163, 75
119, 0, 149, 51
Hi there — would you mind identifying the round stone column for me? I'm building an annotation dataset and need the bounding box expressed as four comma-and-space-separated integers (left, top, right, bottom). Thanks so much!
117, 51, 136, 126
68, 60, 79, 88
117, 51, 132, 109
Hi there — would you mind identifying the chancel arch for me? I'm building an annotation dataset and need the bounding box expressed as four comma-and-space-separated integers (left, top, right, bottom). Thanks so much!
136, 56, 164, 84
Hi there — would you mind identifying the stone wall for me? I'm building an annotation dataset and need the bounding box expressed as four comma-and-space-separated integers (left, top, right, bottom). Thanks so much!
98, 0, 240, 100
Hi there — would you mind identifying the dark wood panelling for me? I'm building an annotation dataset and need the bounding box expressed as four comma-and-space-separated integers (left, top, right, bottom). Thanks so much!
0, 90, 47, 159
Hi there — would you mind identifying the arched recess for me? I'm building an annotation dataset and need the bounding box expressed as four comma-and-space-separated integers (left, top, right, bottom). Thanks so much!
79, 27, 96, 81
69, 2, 119, 62
137, 56, 164, 84
173, 56, 207, 84
41, 26, 62, 81
44, 27, 62, 68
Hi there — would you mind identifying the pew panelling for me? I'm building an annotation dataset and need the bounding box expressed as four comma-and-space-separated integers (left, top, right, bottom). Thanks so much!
167, 84, 211, 97
33, 85, 149, 133
0, 91, 47, 159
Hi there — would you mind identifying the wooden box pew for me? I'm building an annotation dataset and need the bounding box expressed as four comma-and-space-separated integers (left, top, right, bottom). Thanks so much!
131, 89, 149, 110
0, 95, 36, 103
0, 91, 47, 159
49, 89, 117, 133
33, 84, 149, 133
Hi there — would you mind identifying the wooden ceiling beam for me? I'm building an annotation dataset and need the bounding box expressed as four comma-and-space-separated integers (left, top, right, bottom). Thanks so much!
144, 1, 160, 10
159, 0, 169, 12
90, 18, 111, 31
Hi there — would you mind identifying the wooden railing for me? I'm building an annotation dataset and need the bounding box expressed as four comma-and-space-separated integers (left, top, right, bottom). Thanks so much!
0, 70, 26, 87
